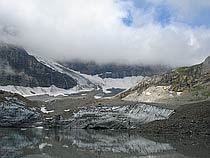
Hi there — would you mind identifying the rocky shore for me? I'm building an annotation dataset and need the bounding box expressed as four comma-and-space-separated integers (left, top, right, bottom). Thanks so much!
0, 90, 210, 137
140, 100, 210, 136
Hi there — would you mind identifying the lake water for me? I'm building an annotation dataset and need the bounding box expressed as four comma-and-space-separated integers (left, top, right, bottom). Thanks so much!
0, 128, 209, 158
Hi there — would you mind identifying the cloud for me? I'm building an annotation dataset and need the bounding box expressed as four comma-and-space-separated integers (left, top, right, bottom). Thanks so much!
0, 0, 210, 66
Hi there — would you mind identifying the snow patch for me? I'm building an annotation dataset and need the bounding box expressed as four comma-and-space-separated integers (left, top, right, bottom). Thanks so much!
20, 128, 27, 131
81, 74, 143, 93
36, 126, 44, 129
177, 92, 183, 96
41, 107, 54, 114
0, 85, 93, 97
94, 95, 102, 99
39, 143, 53, 150
145, 92, 151, 96
62, 145, 69, 148
123, 86, 178, 103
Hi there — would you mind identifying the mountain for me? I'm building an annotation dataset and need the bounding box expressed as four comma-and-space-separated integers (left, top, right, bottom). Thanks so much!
35, 57, 96, 88
61, 61, 171, 78
0, 43, 77, 89
0, 43, 144, 97
118, 55, 210, 103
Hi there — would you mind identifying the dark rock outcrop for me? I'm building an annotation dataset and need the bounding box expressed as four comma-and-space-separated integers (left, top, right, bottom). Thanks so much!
0, 43, 77, 89
0, 90, 41, 127
202, 55, 210, 75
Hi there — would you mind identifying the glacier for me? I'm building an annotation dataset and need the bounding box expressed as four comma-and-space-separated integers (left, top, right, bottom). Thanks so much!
0, 56, 143, 97
70, 103, 174, 129
0, 85, 93, 97
36, 56, 143, 93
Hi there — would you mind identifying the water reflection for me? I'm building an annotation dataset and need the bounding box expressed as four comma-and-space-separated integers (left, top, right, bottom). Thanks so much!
0, 128, 41, 158
67, 130, 174, 154
0, 128, 209, 158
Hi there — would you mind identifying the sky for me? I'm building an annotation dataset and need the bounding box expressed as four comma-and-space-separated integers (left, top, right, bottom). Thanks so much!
0, 0, 210, 66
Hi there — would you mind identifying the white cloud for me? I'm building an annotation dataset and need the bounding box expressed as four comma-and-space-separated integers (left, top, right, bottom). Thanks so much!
0, 0, 210, 66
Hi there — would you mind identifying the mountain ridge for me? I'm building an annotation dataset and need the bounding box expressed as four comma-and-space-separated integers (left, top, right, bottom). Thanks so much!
0, 43, 77, 89
61, 61, 172, 78
118, 55, 210, 102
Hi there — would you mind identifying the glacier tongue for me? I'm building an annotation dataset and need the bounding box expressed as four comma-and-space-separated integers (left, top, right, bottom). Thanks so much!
35, 56, 143, 93
70, 103, 174, 129
35, 56, 96, 88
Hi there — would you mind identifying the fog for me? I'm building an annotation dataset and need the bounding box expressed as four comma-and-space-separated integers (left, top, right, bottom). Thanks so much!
0, 0, 210, 66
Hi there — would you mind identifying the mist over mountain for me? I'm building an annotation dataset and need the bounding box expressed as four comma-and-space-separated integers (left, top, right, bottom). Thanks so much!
118, 54, 210, 103
0, 43, 77, 89
0, 43, 146, 96
0, 0, 210, 66
61, 61, 171, 78
1, 2, 210, 153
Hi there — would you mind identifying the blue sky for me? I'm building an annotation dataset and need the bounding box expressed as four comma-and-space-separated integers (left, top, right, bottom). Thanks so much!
122, 0, 210, 27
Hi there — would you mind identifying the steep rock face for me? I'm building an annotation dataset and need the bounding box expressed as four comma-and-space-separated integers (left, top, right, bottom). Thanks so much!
0, 90, 41, 127
118, 55, 210, 101
70, 103, 174, 129
0, 43, 77, 89
202, 55, 210, 75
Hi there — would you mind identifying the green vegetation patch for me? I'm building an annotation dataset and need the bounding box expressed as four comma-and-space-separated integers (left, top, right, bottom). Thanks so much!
191, 84, 210, 97
175, 67, 189, 74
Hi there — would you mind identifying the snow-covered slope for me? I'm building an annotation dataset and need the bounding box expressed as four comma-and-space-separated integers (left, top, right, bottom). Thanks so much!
0, 85, 93, 97
0, 55, 143, 97
36, 57, 96, 88
81, 74, 143, 93
36, 57, 143, 93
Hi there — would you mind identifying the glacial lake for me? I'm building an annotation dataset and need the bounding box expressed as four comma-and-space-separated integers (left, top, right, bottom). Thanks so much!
0, 128, 209, 158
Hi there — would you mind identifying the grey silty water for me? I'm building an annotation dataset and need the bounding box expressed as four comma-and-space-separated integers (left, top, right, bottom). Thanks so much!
0, 128, 209, 158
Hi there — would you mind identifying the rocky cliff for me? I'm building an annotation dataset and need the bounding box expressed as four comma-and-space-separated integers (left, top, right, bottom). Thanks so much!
0, 43, 77, 89
118, 55, 210, 102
